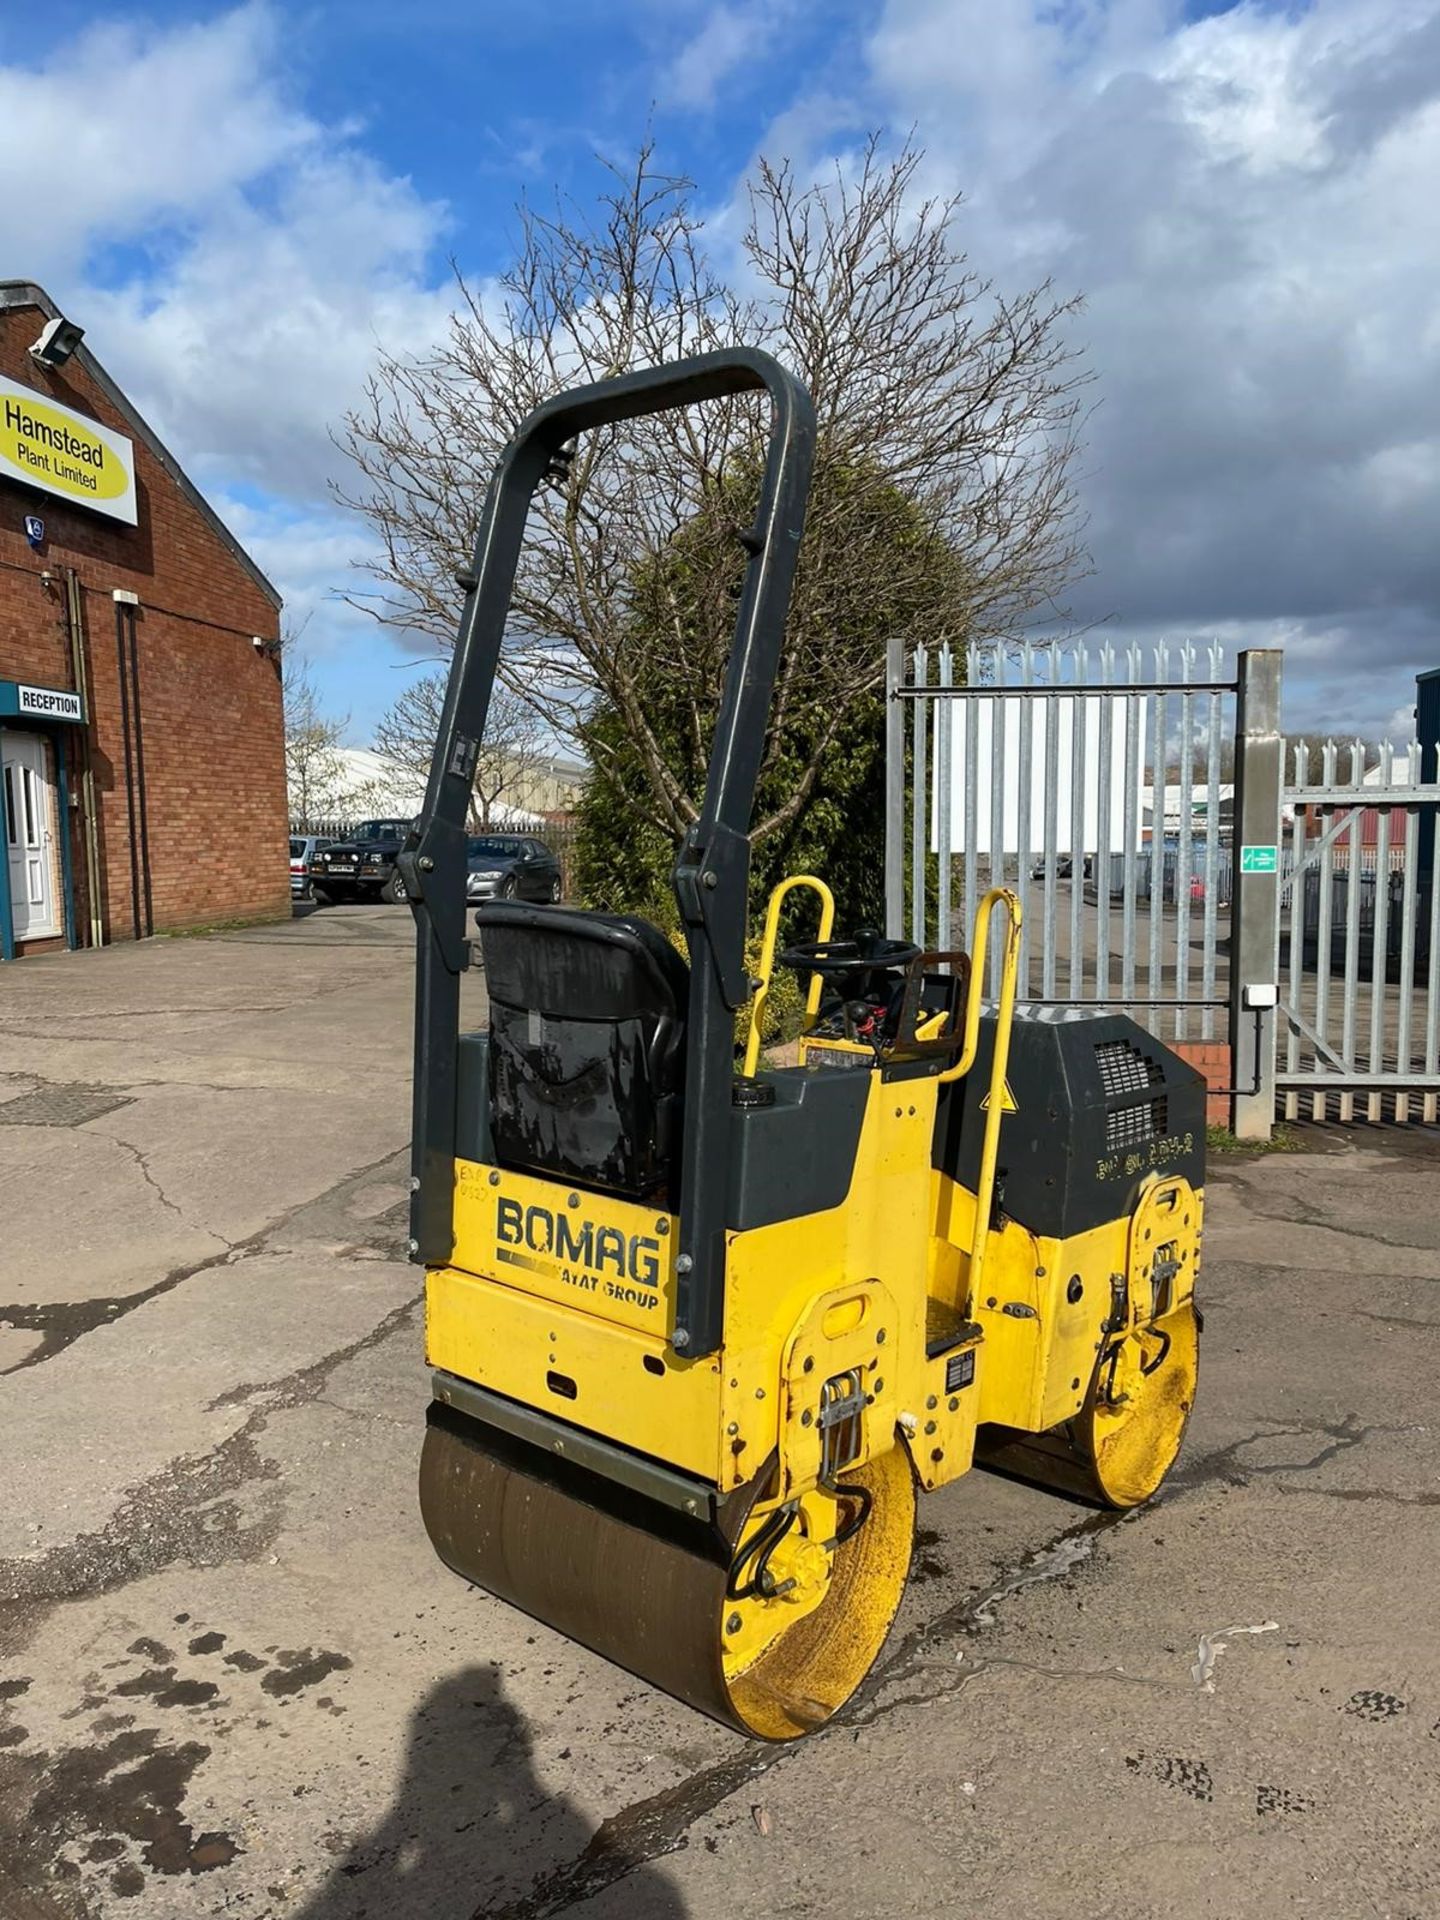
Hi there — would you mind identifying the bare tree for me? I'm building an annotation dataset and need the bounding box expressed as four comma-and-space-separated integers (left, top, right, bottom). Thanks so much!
1281, 733, 1384, 782
283, 649, 352, 827
374, 670, 549, 829
1159, 733, 1384, 788
339, 137, 1088, 845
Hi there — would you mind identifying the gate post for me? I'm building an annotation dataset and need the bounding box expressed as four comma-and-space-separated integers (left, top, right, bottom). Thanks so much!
1230, 649, 1284, 1139
885, 632, 905, 940
1419, 667, 1439, 925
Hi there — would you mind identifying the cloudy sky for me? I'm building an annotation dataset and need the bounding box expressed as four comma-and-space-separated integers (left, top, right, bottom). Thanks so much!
2, 0, 1437, 744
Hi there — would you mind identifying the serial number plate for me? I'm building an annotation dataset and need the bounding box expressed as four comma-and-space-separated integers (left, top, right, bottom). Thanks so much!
945, 1349, 976, 1392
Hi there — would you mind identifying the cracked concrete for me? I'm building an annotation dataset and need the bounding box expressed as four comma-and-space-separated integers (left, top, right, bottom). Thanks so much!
2, 904, 1438, 1919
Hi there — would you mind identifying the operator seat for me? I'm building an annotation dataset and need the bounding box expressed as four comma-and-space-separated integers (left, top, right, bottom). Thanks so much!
475, 902, 689, 1204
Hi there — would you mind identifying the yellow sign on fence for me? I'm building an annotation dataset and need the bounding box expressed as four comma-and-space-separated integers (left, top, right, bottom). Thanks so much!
0, 373, 137, 525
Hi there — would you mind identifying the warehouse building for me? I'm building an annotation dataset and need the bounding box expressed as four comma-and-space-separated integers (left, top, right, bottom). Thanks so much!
0, 281, 287, 960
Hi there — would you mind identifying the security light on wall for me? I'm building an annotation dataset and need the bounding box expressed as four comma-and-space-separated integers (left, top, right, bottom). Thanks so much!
30, 315, 85, 368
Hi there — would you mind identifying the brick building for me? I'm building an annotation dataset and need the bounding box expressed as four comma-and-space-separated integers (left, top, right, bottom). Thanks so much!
0, 281, 287, 961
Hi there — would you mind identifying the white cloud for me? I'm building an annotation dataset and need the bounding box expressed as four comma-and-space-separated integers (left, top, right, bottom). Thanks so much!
0, 3, 460, 724
666, 6, 756, 109
208, 495, 364, 642
82, 152, 453, 501
801, 0, 1440, 725
0, 7, 313, 269
0, 3, 454, 505
662, 0, 802, 111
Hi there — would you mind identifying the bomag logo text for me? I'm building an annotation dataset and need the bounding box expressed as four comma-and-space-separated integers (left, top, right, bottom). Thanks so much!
494, 1197, 663, 1310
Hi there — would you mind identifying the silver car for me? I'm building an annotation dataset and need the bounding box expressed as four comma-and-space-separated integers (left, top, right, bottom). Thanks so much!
289, 835, 333, 900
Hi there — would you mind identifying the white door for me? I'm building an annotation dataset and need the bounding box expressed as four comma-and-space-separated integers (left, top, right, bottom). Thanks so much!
2, 731, 60, 940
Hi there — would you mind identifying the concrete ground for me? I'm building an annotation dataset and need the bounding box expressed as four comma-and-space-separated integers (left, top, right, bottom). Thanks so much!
1, 905, 1438, 1920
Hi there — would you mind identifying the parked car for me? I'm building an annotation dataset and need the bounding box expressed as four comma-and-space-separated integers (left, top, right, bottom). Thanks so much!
311, 819, 415, 904
466, 833, 563, 905
289, 834, 333, 900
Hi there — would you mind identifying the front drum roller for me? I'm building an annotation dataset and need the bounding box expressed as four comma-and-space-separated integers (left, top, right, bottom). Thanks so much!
420, 1404, 915, 1740
975, 1299, 1200, 1510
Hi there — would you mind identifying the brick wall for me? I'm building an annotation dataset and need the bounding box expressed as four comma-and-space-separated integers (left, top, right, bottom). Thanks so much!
0, 298, 288, 944
1172, 1039, 1232, 1129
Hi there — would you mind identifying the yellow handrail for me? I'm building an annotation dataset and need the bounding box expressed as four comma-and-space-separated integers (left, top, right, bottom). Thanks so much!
742, 874, 835, 1078
936, 888, 1023, 1312
936, 887, 1023, 1085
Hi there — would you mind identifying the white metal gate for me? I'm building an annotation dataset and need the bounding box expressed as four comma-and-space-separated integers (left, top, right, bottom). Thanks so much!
1278, 740, 1440, 1122
888, 641, 1237, 1045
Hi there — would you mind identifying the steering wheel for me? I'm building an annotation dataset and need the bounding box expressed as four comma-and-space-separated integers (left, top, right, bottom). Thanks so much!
775, 935, 922, 981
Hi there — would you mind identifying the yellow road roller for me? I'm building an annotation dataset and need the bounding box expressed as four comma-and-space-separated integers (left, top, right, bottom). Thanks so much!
399, 348, 1204, 1741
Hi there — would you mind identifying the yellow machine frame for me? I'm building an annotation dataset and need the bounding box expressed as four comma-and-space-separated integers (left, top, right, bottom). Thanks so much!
429, 877, 1200, 1507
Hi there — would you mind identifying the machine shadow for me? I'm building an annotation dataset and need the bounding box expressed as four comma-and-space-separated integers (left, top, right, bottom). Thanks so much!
293, 1663, 687, 1920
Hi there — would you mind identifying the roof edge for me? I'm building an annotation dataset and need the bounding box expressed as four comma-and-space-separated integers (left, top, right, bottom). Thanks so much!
0, 280, 282, 613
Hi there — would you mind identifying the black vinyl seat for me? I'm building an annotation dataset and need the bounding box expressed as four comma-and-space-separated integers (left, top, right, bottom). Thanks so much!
475, 902, 689, 1203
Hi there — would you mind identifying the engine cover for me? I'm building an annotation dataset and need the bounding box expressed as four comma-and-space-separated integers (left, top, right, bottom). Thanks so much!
935, 1009, 1207, 1238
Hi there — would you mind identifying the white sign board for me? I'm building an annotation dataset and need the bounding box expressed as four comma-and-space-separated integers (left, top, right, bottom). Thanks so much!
934, 693, 1145, 855
0, 372, 137, 526
18, 684, 84, 722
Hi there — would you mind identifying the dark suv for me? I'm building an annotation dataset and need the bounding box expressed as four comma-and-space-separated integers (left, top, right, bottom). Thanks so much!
312, 819, 415, 904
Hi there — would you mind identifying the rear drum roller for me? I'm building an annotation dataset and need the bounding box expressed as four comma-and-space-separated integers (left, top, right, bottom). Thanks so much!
420, 1407, 914, 1741
976, 1300, 1200, 1510
1079, 1300, 1200, 1506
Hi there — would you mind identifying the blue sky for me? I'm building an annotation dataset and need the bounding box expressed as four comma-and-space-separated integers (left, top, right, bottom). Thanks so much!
3, 1, 1439, 746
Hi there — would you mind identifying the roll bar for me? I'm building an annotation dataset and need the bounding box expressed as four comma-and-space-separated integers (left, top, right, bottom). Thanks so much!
402, 347, 816, 1358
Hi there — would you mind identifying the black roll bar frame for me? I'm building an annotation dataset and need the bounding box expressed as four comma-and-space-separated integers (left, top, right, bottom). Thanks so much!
400, 347, 816, 1359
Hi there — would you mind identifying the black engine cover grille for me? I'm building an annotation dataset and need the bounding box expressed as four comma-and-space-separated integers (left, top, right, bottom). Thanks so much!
934, 1009, 1206, 1238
